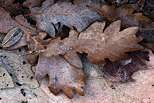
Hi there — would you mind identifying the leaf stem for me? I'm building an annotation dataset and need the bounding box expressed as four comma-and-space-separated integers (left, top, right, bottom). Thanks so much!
13, 19, 40, 44
86, 5, 115, 21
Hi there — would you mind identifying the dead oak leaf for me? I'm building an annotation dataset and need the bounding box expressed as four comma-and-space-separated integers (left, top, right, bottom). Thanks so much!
35, 55, 86, 99
77, 20, 143, 65
41, 30, 78, 57
121, 13, 152, 28
41, 21, 143, 66
100, 4, 134, 20
1, 14, 37, 50
30, 1, 102, 37
0, 7, 36, 34
41, 30, 83, 68
26, 32, 52, 65
97, 4, 151, 28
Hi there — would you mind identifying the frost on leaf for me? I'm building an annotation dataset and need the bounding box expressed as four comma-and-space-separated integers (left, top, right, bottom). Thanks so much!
42, 30, 79, 57
77, 20, 143, 65
41, 20, 143, 66
30, 1, 102, 36
35, 55, 86, 99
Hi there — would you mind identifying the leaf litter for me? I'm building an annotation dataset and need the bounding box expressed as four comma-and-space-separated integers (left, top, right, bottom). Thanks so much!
2, 27, 23, 48
0, 0, 154, 101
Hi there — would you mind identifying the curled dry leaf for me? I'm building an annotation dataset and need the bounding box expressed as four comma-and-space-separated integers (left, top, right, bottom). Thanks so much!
77, 20, 143, 65
0, 8, 37, 50
35, 55, 86, 99
30, 1, 102, 37
2, 27, 23, 48
5, 33, 27, 50
1, 14, 37, 50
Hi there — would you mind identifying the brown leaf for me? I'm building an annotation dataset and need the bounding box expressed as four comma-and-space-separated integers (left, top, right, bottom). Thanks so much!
0, 0, 21, 17
27, 54, 39, 65
27, 32, 52, 53
64, 50, 83, 68
0, 7, 36, 34
30, 0, 102, 37
0, 13, 37, 50
100, 4, 134, 20
42, 30, 79, 57
133, 13, 151, 24
0, 7, 16, 33
0, 7, 37, 50
42, 21, 143, 66
145, 43, 154, 51
77, 20, 143, 65
121, 13, 151, 28
98, 4, 151, 28
14, 15, 37, 34
35, 55, 86, 99
26, 32, 51, 65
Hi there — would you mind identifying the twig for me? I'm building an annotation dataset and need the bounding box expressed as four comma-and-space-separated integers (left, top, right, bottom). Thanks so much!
86, 5, 115, 21
13, 19, 40, 44
86, 5, 102, 15
14, 20, 36, 33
